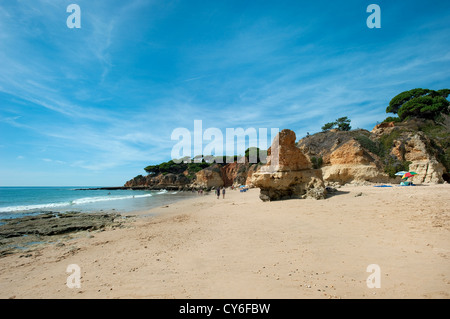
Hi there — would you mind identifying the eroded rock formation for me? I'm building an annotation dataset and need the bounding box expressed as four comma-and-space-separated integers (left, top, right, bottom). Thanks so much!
390, 131, 445, 183
192, 164, 224, 189
251, 129, 326, 201
298, 129, 390, 184
298, 119, 448, 185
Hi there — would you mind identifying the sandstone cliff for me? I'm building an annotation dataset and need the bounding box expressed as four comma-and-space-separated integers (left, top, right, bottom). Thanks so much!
251, 129, 326, 201
124, 172, 192, 190
124, 118, 449, 190
124, 161, 261, 190
297, 118, 449, 184
298, 129, 390, 184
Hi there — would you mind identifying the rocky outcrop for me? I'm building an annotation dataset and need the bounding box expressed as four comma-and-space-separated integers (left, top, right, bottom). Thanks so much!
245, 163, 261, 187
371, 121, 395, 137
328, 140, 372, 165
192, 164, 224, 188
298, 130, 390, 184
266, 129, 312, 171
221, 161, 263, 187
389, 131, 446, 183
321, 164, 389, 184
298, 120, 449, 185
252, 170, 325, 201
124, 172, 192, 190
409, 160, 445, 183
0, 212, 123, 256
124, 175, 148, 187
220, 161, 251, 186
124, 161, 261, 190
251, 129, 326, 201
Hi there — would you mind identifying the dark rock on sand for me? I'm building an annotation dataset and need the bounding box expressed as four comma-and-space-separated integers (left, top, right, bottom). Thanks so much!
0, 211, 122, 257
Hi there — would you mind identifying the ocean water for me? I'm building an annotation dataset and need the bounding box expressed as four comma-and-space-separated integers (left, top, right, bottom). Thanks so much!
0, 187, 197, 220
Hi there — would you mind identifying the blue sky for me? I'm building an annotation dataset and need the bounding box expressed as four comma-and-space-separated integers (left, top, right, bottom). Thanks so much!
0, 0, 449, 186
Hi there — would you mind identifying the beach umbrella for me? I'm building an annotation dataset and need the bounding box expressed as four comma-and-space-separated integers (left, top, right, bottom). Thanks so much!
395, 171, 408, 176
402, 172, 417, 179
401, 172, 418, 183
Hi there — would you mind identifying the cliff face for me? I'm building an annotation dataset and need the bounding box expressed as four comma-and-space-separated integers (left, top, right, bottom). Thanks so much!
386, 130, 445, 183
192, 164, 223, 188
372, 119, 448, 183
251, 129, 326, 201
124, 118, 449, 190
297, 118, 449, 184
220, 161, 260, 187
297, 129, 389, 184
124, 162, 260, 190
124, 173, 191, 190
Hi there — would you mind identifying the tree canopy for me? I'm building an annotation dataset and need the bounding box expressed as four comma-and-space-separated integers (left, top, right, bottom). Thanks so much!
321, 116, 352, 131
386, 88, 450, 120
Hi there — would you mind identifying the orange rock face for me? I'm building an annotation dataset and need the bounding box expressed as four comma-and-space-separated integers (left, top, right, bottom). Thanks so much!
329, 140, 370, 165
371, 122, 396, 138
221, 162, 241, 187
251, 129, 325, 201
266, 129, 311, 171
194, 164, 224, 188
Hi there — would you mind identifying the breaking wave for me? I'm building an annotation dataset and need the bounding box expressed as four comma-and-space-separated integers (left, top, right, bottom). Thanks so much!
0, 194, 153, 213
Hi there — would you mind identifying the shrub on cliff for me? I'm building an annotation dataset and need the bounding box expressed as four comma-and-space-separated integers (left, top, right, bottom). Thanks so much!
144, 159, 210, 175
321, 122, 336, 131
383, 155, 411, 178
354, 135, 384, 158
187, 162, 209, 173
311, 156, 323, 169
382, 116, 402, 123
419, 118, 450, 175
144, 160, 184, 175
321, 117, 352, 131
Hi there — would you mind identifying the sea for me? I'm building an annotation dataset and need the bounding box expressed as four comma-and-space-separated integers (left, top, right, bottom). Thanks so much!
0, 187, 197, 221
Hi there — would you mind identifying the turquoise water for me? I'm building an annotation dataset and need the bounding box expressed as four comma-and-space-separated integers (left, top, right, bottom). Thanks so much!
0, 187, 196, 220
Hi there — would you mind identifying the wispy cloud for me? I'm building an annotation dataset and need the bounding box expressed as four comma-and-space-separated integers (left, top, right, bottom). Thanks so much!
0, 0, 449, 186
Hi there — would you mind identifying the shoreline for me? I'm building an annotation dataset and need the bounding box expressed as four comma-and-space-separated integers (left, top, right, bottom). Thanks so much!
0, 188, 200, 220
0, 184, 449, 298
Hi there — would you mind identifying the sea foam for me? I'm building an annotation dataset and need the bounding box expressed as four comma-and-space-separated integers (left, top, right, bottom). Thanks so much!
0, 194, 152, 213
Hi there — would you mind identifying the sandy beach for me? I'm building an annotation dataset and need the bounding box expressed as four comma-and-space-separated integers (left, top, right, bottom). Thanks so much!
0, 184, 449, 299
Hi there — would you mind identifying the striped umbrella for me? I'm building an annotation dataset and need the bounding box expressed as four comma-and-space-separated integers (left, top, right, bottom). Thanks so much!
402, 171, 418, 179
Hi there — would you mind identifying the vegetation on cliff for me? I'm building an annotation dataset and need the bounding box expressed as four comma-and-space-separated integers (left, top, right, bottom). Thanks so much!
385, 88, 450, 121
321, 116, 352, 131
383, 88, 449, 178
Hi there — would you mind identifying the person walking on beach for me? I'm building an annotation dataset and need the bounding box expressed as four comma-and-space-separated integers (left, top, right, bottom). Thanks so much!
216, 187, 220, 199
222, 187, 226, 199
